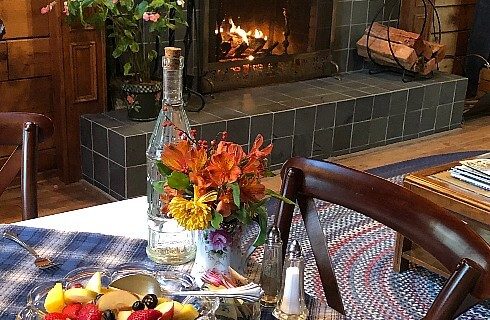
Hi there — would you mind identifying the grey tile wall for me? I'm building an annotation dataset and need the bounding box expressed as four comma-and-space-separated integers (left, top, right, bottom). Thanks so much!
81, 71, 467, 198
332, 0, 400, 72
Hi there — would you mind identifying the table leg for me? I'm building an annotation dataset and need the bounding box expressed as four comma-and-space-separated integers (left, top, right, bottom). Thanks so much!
393, 232, 412, 272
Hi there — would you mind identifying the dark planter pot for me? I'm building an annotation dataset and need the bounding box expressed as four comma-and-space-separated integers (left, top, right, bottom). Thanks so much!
121, 81, 162, 121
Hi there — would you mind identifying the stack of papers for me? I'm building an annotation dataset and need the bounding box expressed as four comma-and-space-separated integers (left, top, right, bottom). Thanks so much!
450, 159, 490, 191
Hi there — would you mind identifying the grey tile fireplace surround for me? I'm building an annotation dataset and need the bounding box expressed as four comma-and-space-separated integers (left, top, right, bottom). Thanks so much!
81, 71, 467, 200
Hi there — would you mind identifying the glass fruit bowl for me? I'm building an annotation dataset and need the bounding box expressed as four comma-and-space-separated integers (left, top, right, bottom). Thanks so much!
16, 263, 220, 320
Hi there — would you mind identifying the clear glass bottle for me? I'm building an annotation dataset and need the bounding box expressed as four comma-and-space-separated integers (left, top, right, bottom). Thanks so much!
273, 240, 309, 320
146, 47, 196, 265
260, 226, 283, 307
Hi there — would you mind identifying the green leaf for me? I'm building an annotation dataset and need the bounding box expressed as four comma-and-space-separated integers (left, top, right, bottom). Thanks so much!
235, 207, 250, 225
211, 211, 223, 229
230, 182, 241, 207
265, 189, 295, 205
263, 170, 276, 177
167, 172, 190, 190
129, 42, 139, 53
147, 49, 158, 61
156, 161, 172, 176
123, 62, 132, 75
135, 0, 148, 17
253, 206, 268, 246
152, 180, 166, 193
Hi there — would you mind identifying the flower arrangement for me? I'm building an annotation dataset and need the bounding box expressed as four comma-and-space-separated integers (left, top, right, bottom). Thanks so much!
41, 0, 186, 83
153, 128, 292, 247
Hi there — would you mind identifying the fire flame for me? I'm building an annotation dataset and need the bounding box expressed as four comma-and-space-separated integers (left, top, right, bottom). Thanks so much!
229, 18, 249, 45
227, 18, 267, 45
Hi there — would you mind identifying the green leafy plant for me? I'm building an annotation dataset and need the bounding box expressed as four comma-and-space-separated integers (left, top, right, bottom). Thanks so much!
41, 0, 186, 82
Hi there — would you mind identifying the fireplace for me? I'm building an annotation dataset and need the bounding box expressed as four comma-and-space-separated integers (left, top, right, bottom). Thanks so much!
196, 0, 334, 93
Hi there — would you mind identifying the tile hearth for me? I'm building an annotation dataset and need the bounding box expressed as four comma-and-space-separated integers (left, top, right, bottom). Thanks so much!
81, 70, 467, 199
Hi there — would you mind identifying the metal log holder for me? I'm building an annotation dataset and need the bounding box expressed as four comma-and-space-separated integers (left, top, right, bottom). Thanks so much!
366, 0, 442, 82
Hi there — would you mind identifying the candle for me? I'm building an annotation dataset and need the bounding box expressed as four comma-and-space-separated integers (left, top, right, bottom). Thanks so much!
279, 266, 301, 315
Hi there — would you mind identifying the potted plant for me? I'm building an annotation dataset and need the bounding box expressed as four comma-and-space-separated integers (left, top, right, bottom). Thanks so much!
41, 0, 186, 121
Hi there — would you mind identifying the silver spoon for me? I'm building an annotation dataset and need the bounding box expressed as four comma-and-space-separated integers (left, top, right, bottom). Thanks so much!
109, 274, 263, 302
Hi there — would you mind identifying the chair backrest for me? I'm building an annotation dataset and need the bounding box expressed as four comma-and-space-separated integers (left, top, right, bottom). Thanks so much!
276, 157, 490, 319
0, 112, 54, 220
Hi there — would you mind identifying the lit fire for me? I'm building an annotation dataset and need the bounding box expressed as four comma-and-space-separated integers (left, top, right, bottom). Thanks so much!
218, 18, 273, 60
229, 18, 250, 45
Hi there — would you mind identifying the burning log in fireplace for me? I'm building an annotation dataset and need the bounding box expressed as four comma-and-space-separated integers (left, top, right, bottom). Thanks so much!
217, 18, 277, 61
356, 22, 446, 75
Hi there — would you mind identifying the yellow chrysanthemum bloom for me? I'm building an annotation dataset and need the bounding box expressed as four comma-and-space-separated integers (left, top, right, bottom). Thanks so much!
168, 186, 217, 230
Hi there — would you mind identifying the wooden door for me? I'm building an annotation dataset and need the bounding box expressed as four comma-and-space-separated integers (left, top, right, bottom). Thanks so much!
49, 3, 107, 182
0, 1, 106, 183
399, 0, 476, 74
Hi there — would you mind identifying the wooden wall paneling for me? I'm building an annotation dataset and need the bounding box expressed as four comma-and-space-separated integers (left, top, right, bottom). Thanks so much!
7, 38, 51, 79
431, 31, 470, 56
0, 0, 50, 39
0, 148, 57, 174
400, 0, 476, 75
0, 77, 53, 113
433, 4, 475, 33
477, 69, 490, 98
0, 41, 7, 80
50, 6, 107, 183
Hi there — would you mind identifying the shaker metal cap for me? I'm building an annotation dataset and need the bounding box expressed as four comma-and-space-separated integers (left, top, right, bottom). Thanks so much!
266, 226, 282, 245
287, 239, 303, 259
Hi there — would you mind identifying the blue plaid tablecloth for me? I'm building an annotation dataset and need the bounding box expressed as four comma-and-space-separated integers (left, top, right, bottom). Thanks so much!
0, 225, 340, 320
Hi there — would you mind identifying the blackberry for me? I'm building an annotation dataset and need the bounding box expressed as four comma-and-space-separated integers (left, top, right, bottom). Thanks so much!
132, 300, 145, 311
142, 293, 158, 309
102, 310, 115, 320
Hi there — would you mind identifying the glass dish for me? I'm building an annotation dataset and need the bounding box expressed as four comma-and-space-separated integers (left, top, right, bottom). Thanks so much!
16, 263, 219, 320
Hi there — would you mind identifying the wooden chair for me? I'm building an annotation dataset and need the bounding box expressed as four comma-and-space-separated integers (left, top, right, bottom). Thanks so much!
275, 157, 490, 320
0, 113, 54, 220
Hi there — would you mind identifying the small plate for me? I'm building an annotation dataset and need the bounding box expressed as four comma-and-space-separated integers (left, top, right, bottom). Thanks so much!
16, 263, 219, 320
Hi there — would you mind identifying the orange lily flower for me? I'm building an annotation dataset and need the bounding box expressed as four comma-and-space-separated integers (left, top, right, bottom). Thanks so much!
240, 177, 266, 203
249, 134, 273, 159
161, 140, 191, 172
216, 189, 235, 217
207, 152, 241, 186
216, 141, 245, 163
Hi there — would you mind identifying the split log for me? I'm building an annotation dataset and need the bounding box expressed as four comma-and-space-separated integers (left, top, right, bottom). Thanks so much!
263, 41, 279, 55
366, 22, 424, 53
250, 38, 266, 54
424, 41, 446, 63
220, 41, 232, 59
366, 22, 445, 62
417, 58, 437, 76
357, 34, 418, 70
229, 41, 248, 58
357, 23, 446, 75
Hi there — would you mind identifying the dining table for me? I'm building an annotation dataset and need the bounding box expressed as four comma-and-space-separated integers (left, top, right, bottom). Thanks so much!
0, 196, 343, 319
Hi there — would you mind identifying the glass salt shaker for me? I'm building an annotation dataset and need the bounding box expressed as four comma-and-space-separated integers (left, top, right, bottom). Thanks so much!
273, 240, 309, 320
260, 226, 283, 307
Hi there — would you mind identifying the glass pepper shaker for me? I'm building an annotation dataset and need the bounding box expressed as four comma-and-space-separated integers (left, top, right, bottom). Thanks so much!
273, 240, 309, 320
260, 226, 283, 307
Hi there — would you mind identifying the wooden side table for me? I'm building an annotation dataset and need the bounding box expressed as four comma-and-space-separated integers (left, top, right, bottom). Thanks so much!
393, 159, 490, 277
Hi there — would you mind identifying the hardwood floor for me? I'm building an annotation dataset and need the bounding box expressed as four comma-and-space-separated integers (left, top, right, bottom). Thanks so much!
1, 116, 489, 224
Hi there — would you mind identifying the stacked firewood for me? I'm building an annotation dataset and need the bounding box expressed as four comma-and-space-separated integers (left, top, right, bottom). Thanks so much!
356, 22, 445, 75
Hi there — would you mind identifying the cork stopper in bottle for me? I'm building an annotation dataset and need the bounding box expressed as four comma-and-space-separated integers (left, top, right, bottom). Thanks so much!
164, 47, 182, 70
